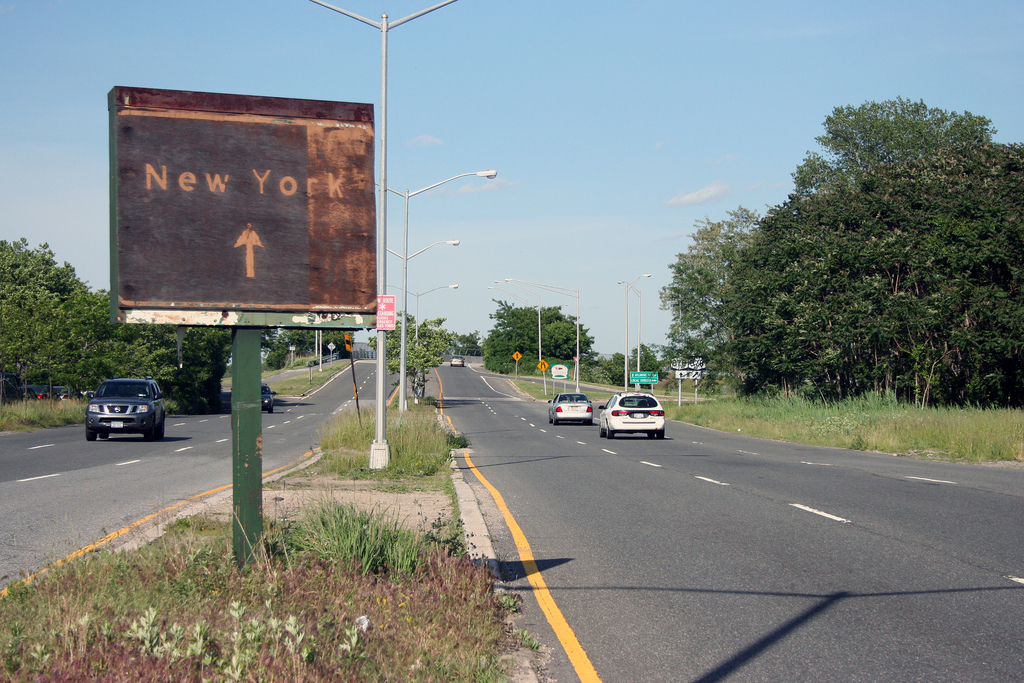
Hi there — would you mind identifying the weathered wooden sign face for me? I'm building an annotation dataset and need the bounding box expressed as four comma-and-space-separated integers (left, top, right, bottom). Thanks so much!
109, 87, 377, 328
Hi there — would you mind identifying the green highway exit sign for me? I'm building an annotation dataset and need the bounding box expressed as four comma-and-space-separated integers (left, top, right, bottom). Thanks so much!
630, 371, 659, 384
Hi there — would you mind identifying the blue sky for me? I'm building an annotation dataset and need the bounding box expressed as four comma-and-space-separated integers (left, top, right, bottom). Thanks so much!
2, 0, 1022, 355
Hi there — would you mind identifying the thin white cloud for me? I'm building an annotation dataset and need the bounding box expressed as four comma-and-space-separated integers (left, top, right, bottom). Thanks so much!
408, 134, 442, 147
666, 181, 730, 207
743, 181, 789, 192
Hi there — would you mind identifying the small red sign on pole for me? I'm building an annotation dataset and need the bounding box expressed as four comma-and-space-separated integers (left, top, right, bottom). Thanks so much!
376, 295, 397, 330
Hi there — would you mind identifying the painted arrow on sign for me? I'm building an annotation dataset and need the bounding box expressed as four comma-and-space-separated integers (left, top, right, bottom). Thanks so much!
234, 223, 264, 278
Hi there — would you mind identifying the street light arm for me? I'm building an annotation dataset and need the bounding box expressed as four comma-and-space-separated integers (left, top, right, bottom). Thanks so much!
408, 169, 497, 198
488, 286, 529, 304
618, 273, 651, 293
503, 278, 576, 298
417, 283, 459, 297
389, 0, 460, 29
307, 0, 381, 28
407, 239, 459, 260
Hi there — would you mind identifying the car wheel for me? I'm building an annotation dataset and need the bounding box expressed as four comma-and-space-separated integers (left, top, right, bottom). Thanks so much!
85, 429, 97, 442
548, 415, 552, 424
599, 426, 606, 438
607, 429, 615, 439
143, 426, 156, 442
156, 420, 165, 440
268, 404, 274, 414
656, 430, 665, 439
647, 431, 656, 439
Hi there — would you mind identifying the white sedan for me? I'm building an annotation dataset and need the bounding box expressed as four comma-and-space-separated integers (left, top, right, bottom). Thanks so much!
547, 393, 594, 425
598, 392, 666, 439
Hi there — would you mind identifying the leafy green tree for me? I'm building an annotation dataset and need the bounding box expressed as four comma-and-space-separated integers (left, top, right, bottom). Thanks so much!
793, 97, 996, 195
0, 239, 91, 396
262, 329, 318, 369
585, 352, 628, 387
728, 143, 1024, 407
452, 331, 482, 356
483, 301, 594, 373
0, 239, 230, 411
373, 315, 456, 400
660, 207, 759, 390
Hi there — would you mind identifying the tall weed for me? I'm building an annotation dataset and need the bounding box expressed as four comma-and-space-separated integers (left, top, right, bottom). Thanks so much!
317, 405, 462, 477
284, 501, 427, 575
668, 395, 1024, 463
0, 399, 86, 432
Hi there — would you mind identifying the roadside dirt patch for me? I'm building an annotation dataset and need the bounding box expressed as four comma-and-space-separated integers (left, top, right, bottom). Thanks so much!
195, 474, 453, 533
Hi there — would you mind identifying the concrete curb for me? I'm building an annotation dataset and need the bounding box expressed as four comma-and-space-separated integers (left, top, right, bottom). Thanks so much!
450, 450, 499, 579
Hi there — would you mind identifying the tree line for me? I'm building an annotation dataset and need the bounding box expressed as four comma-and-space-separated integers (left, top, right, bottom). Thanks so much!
0, 239, 232, 411
660, 98, 1023, 407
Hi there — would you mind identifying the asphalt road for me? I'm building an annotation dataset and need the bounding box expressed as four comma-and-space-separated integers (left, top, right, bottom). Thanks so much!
0, 359, 384, 590
439, 362, 1024, 682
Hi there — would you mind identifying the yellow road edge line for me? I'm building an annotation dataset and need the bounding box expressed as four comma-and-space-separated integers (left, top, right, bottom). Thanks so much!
1, 448, 316, 599
462, 450, 602, 682
434, 368, 600, 682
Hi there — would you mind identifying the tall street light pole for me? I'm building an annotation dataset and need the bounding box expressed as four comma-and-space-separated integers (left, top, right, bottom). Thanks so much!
387, 170, 495, 411
308, 0, 460, 469
618, 274, 651, 391
502, 279, 581, 391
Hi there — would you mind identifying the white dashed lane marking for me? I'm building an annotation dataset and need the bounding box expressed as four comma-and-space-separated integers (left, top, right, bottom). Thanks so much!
790, 504, 850, 523
18, 473, 60, 482
906, 476, 957, 485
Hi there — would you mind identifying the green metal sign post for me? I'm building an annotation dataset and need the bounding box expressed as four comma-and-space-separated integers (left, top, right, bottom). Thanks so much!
232, 328, 263, 566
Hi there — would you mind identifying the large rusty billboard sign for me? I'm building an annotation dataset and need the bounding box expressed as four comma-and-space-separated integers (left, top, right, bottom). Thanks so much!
109, 86, 377, 328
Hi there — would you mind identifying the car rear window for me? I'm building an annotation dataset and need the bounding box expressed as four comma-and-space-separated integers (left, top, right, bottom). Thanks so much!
620, 396, 657, 408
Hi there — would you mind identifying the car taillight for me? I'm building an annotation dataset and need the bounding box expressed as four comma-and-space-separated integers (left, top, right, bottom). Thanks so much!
611, 409, 630, 416
555, 406, 563, 413
586, 406, 593, 413
650, 410, 665, 416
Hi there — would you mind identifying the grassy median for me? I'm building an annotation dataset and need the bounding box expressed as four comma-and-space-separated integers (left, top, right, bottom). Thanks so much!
0, 404, 519, 682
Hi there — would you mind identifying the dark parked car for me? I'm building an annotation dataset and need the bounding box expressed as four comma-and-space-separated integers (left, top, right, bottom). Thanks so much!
0, 372, 24, 401
85, 378, 166, 442
27, 385, 50, 399
262, 385, 275, 413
